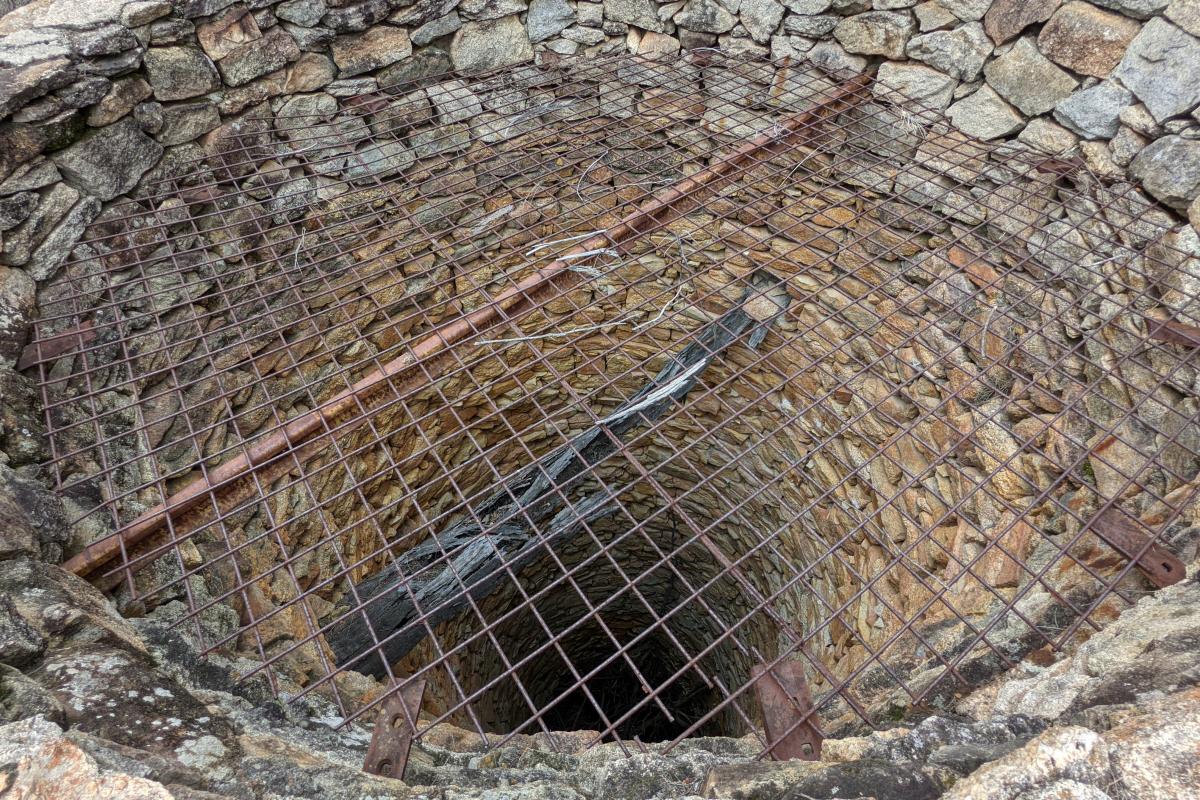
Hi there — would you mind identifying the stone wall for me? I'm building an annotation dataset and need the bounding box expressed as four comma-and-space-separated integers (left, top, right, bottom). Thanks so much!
15, 43, 1199, 742
3, 0, 1200, 286
3, 0, 1200, 795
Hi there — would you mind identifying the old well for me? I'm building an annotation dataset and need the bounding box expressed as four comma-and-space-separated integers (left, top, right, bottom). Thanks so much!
29, 51, 1200, 752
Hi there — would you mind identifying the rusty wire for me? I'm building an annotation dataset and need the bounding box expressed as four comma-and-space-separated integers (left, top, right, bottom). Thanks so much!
28, 50, 1200, 757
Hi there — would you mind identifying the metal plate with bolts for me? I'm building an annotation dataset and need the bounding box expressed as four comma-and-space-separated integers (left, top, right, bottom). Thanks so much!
364, 678, 427, 780
1090, 506, 1185, 589
751, 662, 823, 761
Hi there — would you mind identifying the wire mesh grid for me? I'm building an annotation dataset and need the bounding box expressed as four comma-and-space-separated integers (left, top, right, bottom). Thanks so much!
28, 50, 1200, 756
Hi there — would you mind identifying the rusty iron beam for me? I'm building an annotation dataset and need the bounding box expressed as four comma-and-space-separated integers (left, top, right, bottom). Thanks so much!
751, 661, 822, 761
363, 677, 427, 780
1089, 506, 1185, 589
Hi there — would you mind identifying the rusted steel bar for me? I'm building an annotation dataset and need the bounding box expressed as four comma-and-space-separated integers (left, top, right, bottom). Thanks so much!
62, 73, 873, 583
751, 661, 822, 761
363, 677, 427, 780
1089, 506, 1184, 589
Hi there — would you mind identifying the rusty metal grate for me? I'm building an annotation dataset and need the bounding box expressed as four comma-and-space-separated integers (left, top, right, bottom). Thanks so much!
28, 50, 1200, 758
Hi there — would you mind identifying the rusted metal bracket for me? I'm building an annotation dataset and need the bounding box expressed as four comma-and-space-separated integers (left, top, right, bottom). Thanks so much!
1090, 506, 1185, 589
752, 661, 823, 761
363, 677, 427, 780
1146, 316, 1200, 348
17, 321, 96, 371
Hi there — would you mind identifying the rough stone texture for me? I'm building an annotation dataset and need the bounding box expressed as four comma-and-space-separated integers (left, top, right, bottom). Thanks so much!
1105, 688, 1200, 800
143, 46, 221, 101
1130, 135, 1200, 211
527, 0, 575, 41
1090, 0, 1168, 18
0, 717, 179, 799
217, 27, 300, 85
602, 0, 661, 30
983, 0, 1061, 44
1053, 79, 1133, 138
983, 36, 1078, 116
1038, 1, 1140, 76
156, 101, 221, 146
948, 83, 1026, 138
915, 0, 960, 30
875, 61, 958, 109
450, 16, 533, 72
905, 21, 991, 80
937, 0, 992, 20
740, 0, 786, 43
941, 727, 1110, 800
1113, 17, 1200, 123
51, 117, 164, 201
834, 10, 917, 58
673, 0, 738, 34
1017, 116, 1079, 153
1167, 0, 1200, 35
783, 14, 839, 35
86, 76, 153, 126
1109, 123, 1149, 165
331, 25, 412, 76
197, 4, 263, 60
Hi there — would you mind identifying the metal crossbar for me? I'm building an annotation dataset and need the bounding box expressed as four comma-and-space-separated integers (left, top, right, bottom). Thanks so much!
28, 50, 1200, 756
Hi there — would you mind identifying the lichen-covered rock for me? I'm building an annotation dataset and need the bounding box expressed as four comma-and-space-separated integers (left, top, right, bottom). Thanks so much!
982, 35, 1078, 116
982, 0, 1061, 45
217, 27, 300, 85
142, 46, 220, 101
0, 471, 66, 562
0, 266, 34, 365
155, 100, 221, 146
1113, 17, 1200, 123
948, 83, 1026, 139
602, 0, 662, 30
450, 16, 533, 73
274, 0, 327, 25
834, 11, 917, 58
1090, 0, 1168, 19
783, 13, 839, 35
941, 727, 1110, 800
0, 716, 181, 800
1053, 80, 1133, 139
739, 0, 786, 43
1129, 134, 1200, 212
0, 372, 48, 468
905, 21, 992, 80
875, 61, 958, 109
1017, 116, 1079, 154
1037, 1, 1140, 78
51, 117, 163, 201
86, 75, 153, 126
32, 644, 240, 762
673, 0, 738, 34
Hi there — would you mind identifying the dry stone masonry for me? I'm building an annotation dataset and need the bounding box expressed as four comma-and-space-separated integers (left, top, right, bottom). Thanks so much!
4, 0, 1200, 799
2, 0, 1200, 283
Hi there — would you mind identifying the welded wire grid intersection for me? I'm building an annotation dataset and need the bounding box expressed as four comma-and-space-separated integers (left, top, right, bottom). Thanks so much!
28, 50, 1200, 756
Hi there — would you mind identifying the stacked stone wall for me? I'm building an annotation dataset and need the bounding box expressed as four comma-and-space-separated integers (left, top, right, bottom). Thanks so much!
3, 0, 1200, 297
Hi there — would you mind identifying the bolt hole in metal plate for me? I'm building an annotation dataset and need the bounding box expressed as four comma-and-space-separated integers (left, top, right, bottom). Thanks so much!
31, 50, 1197, 759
